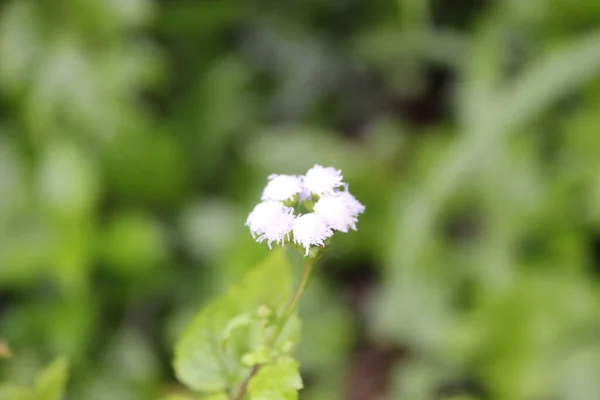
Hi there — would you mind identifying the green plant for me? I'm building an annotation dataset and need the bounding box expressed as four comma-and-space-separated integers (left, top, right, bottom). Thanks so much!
173, 167, 364, 399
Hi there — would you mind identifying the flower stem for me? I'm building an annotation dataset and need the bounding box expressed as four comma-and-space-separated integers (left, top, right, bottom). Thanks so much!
231, 258, 315, 400
277, 258, 314, 335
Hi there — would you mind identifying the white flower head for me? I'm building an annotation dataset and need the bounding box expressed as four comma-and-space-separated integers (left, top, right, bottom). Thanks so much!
303, 165, 344, 196
246, 201, 295, 248
261, 174, 303, 202
314, 195, 358, 232
292, 213, 333, 255
247, 165, 363, 256
338, 187, 365, 216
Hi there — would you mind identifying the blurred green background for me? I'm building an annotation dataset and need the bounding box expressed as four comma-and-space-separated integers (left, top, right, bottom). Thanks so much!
2, 0, 600, 399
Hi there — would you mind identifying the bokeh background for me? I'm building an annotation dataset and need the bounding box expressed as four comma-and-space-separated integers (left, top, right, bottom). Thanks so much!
2, 0, 600, 399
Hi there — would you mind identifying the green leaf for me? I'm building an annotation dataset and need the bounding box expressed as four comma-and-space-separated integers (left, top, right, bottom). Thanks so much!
160, 394, 229, 400
0, 385, 32, 400
0, 358, 69, 400
248, 357, 303, 400
160, 396, 195, 400
200, 393, 229, 400
275, 314, 301, 355
34, 357, 69, 400
499, 30, 600, 134
174, 249, 295, 392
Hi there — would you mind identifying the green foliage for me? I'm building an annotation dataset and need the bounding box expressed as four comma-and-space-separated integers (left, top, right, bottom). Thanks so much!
0, 386, 30, 400
200, 394, 229, 400
160, 396, 193, 400
0, 358, 68, 400
2, 0, 600, 399
33, 358, 69, 400
174, 249, 300, 394
160, 394, 227, 400
248, 357, 303, 400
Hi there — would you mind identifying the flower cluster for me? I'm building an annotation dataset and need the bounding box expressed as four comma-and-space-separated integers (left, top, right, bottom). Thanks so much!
246, 165, 365, 256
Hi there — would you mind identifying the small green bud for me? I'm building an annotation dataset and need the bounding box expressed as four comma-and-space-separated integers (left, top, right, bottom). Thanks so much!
241, 353, 256, 368
282, 194, 299, 208
241, 345, 273, 367
278, 340, 294, 354
253, 345, 272, 364
256, 305, 272, 319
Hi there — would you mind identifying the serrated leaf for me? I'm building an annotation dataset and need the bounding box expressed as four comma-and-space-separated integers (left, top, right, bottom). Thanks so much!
248, 357, 303, 400
174, 249, 295, 392
34, 357, 69, 400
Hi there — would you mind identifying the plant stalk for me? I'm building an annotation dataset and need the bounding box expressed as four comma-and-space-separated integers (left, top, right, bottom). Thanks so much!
231, 258, 315, 400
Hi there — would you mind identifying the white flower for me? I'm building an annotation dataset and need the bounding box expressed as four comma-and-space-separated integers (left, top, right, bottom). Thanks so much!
338, 188, 365, 216
247, 165, 364, 255
303, 165, 344, 195
314, 195, 358, 232
246, 201, 295, 248
292, 213, 333, 255
261, 174, 303, 202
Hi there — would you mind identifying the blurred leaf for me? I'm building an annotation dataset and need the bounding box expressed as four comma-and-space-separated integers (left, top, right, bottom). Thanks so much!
178, 200, 241, 262
102, 211, 168, 275
174, 249, 296, 392
389, 360, 444, 400
157, 0, 242, 35
0, 385, 31, 400
245, 127, 371, 176
2, 299, 94, 365
161, 396, 195, 400
0, 0, 40, 95
499, 29, 600, 133
557, 343, 600, 400
69, 326, 160, 399
294, 277, 353, 371
355, 28, 466, 72
103, 329, 160, 385
106, 132, 188, 206
248, 357, 303, 400
33, 358, 69, 400
471, 272, 600, 399
73, 0, 155, 31
38, 141, 99, 219
200, 393, 229, 400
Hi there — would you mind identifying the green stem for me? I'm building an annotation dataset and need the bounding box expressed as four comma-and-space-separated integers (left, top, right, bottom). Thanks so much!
231, 258, 315, 400
273, 258, 315, 340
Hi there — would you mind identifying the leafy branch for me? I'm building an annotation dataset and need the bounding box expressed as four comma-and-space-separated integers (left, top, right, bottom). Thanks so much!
174, 249, 313, 399
231, 258, 315, 400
